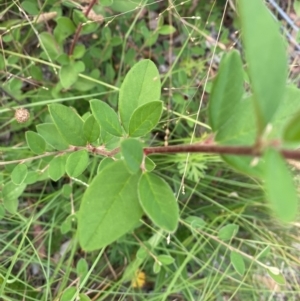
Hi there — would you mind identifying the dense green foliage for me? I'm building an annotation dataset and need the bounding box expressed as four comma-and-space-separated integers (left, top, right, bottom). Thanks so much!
1, 1, 300, 300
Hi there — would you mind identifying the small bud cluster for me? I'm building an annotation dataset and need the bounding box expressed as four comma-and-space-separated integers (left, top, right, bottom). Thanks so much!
15, 108, 30, 123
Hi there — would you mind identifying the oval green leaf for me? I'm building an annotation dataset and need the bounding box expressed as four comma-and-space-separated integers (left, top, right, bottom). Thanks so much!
59, 63, 79, 89
25, 131, 46, 154
157, 255, 175, 266
267, 267, 286, 285
218, 223, 239, 241
76, 258, 88, 279
138, 173, 179, 232
60, 287, 77, 301
48, 104, 87, 146
39, 32, 62, 60
264, 148, 298, 223
208, 50, 244, 132
121, 138, 143, 174
283, 110, 300, 143
238, 0, 287, 131
119, 59, 161, 132
158, 25, 176, 35
11, 164, 28, 185
230, 251, 245, 276
37, 123, 69, 150
83, 115, 100, 143
2, 182, 26, 214
78, 161, 143, 251
66, 150, 89, 177
97, 157, 115, 173
185, 216, 206, 230
90, 99, 123, 137
48, 155, 67, 181
129, 101, 163, 137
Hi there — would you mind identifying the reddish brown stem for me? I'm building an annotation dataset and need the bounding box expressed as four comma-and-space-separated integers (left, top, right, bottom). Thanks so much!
69, 0, 98, 56
143, 144, 300, 160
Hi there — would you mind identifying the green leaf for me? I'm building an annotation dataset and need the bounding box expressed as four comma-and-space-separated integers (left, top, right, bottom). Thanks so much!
218, 223, 239, 241
21, 1, 39, 14
74, 60, 85, 73
73, 44, 86, 59
60, 216, 73, 234
230, 251, 245, 276
2, 182, 26, 214
110, 0, 141, 12
185, 216, 206, 230
119, 59, 161, 132
97, 157, 115, 173
36, 123, 69, 150
66, 150, 89, 177
145, 157, 156, 172
153, 261, 161, 274
138, 173, 179, 232
83, 115, 100, 143
48, 104, 87, 146
90, 99, 123, 137
157, 255, 175, 266
294, 0, 300, 16
267, 267, 285, 285
78, 161, 143, 251
264, 148, 298, 223
54, 17, 76, 44
256, 245, 270, 259
76, 258, 88, 279
0, 204, 5, 220
121, 138, 143, 174
59, 63, 79, 89
79, 294, 91, 301
60, 287, 77, 301
158, 25, 176, 35
39, 32, 62, 60
208, 50, 244, 131
216, 86, 300, 178
283, 110, 300, 143
25, 131, 46, 154
48, 155, 67, 181
11, 164, 28, 185
238, 0, 287, 131
129, 101, 163, 137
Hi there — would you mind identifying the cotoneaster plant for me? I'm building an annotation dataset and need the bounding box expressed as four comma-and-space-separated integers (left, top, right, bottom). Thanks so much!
2, 0, 300, 258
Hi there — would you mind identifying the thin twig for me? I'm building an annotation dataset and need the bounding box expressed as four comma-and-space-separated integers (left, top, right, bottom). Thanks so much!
144, 144, 300, 160
68, 0, 98, 56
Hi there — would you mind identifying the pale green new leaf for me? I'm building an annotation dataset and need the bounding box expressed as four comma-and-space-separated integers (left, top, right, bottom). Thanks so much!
129, 101, 163, 137
264, 148, 298, 222
119, 59, 161, 132
138, 173, 179, 232
48, 104, 87, 146
238, 0, 287, 131
78, 161, 143, 251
